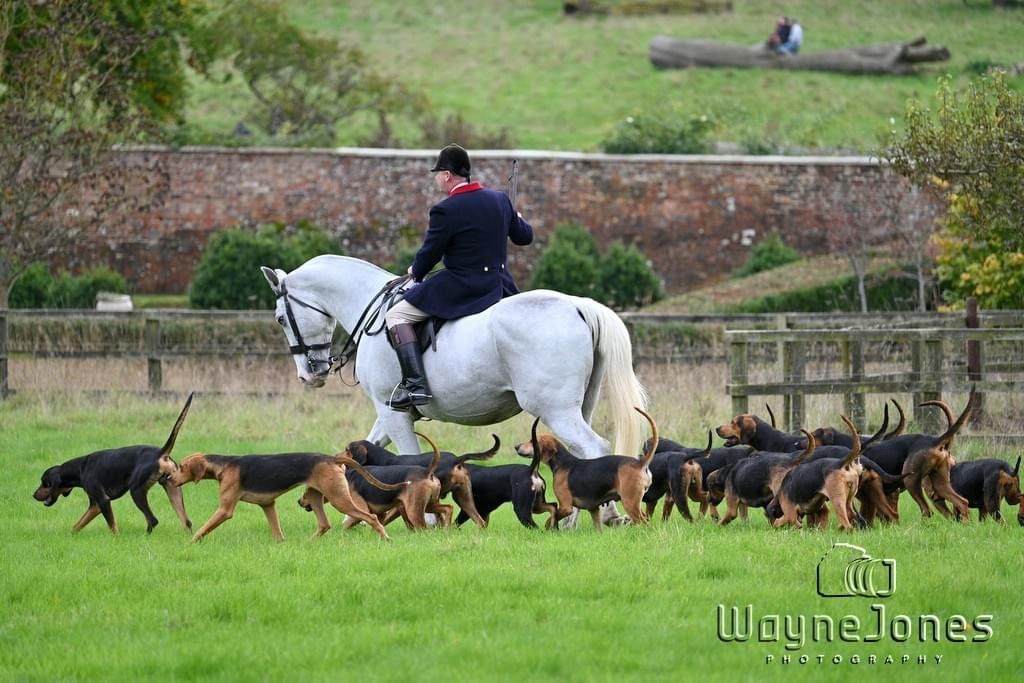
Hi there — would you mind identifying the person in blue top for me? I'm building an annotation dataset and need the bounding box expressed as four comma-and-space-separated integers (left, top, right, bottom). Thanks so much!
383, 144, 534, 412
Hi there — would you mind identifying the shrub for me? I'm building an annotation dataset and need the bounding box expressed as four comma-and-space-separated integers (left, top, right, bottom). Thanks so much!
9, 264, 128, 308
596, 242, 664, 309
730, 272, 921, 313
386, 243, 420, 276
530, 223, 663, 310
731, 234, 801, 279
419, 112, 516, 149
529, 223, 600, 297
9, 263, 52, 308
189, 222, 342, 309
601, 110, 715, 154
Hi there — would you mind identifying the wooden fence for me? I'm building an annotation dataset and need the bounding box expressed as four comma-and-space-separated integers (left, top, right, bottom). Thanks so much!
724, 326, 1024, 434
2, 308, 1024, 406
0, 309, 276, 396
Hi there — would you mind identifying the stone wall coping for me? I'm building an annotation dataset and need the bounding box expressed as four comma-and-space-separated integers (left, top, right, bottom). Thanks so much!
119, 145, 882, 167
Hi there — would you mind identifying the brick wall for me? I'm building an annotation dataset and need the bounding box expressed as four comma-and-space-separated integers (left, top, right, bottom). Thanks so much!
61, 147, 943, 295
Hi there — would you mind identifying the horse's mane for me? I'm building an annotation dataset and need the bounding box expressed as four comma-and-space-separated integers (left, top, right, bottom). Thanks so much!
296, 254, 396, 279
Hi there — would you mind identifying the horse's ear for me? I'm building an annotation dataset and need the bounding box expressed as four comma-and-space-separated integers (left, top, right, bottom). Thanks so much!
261, 266, 282, 294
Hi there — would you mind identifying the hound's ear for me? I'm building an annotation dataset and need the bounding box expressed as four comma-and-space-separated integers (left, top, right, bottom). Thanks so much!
261, 266, 282, 294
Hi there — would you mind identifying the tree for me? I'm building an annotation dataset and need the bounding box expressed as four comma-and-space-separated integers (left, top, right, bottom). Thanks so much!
882, 72, 1024, 251
529, 223, 600, 298
891, 185, 942, 311
882, 72, 1024, 307
0, 1, 190, 307
191, 0, 426, 146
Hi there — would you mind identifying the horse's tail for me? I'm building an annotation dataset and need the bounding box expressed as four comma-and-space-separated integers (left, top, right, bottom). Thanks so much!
571, 296, 648, 456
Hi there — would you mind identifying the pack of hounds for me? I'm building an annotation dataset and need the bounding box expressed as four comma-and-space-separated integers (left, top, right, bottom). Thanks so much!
33, 388, 1023, 542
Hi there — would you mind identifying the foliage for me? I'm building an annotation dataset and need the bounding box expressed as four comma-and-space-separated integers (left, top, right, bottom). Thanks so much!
385, 244, 420, 277
730, 234, 801, 279
9, 264, 128, 309
529, 223, 601, 298
189, 0, 426, 146
882, 72, 1024, 252
530, 223, 662, 310
601, 110, 715, 154
596, 242, 664, 309
933, 209, 1024, 309
0, 1, 184, 306
418, 113, 516, 150
7, 263, 52, 308
188, 222, 342, 309
730, 270, 923, 313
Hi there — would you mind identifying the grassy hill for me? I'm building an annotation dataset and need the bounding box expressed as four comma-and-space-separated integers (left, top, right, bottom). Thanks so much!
644, 253, 912, 313
186, 0, 1024, 152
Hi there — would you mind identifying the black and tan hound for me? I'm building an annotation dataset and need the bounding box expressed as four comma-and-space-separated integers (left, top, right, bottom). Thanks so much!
171, 449, 399, 542
33, 393, 194, 535
514, 408, 658, 530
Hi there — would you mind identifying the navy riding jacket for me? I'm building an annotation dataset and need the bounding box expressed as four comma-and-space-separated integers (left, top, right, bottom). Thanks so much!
404, 182, 533, 320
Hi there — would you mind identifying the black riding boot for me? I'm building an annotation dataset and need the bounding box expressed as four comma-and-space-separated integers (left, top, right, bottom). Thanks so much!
387, 323, 432, 412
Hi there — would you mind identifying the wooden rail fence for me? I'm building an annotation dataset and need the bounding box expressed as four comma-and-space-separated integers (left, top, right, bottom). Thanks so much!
2, 307, 1023, 408
724, 326, 1024, 434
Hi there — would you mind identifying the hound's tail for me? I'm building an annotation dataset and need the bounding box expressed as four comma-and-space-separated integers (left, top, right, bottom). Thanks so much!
839, 416, 862, 468
456, 434, 500, 465
572, 296, 648, 456
636, 408, 659, 468
934, 386, 977, 451
334, 455, 407, 491
159, 392, 195, 457
415, 431, 442, 477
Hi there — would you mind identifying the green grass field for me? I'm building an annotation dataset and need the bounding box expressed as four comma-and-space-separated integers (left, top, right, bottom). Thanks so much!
2, 379, 1022, 682
185, 0, 1024, 152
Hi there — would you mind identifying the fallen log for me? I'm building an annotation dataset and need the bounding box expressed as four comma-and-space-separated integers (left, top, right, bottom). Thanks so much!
649, 35, 950, 74
565, 0, 733, 15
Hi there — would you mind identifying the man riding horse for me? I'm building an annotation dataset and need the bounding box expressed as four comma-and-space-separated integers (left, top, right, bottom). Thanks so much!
384, 144, 534, 411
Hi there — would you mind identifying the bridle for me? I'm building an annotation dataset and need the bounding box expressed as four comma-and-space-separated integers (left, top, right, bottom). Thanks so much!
276, 274, 412, 383
277, 281, 335, 378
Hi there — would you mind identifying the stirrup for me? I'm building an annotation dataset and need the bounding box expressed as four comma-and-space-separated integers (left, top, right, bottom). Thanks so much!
387, 383, 431, 411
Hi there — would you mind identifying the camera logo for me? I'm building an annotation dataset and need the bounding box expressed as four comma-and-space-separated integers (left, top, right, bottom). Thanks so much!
816, 543, 895, 599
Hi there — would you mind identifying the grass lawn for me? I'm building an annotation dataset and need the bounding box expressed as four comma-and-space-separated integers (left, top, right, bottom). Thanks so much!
2, 376, 1022, 681
184, 0, 1024, 152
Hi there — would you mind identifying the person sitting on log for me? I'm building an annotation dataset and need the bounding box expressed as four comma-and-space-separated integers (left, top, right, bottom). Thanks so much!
775, 18, 803, 55
766, 15, 790, 51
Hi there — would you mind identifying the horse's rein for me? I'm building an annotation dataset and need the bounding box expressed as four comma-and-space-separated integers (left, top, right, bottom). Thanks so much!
327, 274, 412, 385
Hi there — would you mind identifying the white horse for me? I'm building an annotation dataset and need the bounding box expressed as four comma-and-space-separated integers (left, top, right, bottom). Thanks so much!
261, 255, 647, 459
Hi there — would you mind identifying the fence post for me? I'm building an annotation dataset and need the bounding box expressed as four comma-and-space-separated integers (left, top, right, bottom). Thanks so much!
0, 312, 8, 399
776, 314, 789, 426
843, 337, 866, 429
920, 335, 943, 434
729, 339, 749, 417
965, 297, 985, 426
145, 317, 162, 393
787, 340, 806, 431
911, 339, 924, 427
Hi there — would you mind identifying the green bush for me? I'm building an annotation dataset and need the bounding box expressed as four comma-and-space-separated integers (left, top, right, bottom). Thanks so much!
530, 223, 663, 310
730, 272, 921, 313
9, 264, 128, 308
529, 223, 600, 297
602, 111, 715, 154
9, 263, 53, 308
596, 242, 664, 309
189, 222, 342, 309
731, 234, 801, 279
386, 244, 420, 276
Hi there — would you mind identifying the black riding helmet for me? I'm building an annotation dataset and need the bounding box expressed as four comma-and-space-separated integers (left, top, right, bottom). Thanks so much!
430, 143, 471, 179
